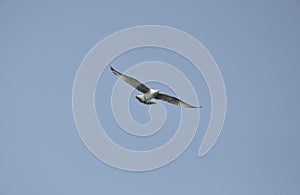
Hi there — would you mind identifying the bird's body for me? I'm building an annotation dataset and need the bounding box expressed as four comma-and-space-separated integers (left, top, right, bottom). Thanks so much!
110, 66, 201, 108
136, 89, 159, 105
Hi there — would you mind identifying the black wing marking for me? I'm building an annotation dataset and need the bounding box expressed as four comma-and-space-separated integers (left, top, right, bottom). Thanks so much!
155, 93, 201, 108
110, 66, 150, 94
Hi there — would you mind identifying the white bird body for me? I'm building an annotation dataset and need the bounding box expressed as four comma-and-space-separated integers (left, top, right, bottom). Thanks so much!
144, 89, 159, 100
136, 89, 159, 105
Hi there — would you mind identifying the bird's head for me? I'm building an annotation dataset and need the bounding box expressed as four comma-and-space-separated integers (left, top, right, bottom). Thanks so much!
153, 89, 159, 93
150, 89, 159, 95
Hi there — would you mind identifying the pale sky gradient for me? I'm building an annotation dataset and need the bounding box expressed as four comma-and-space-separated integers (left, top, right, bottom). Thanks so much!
1, 1, 300, 194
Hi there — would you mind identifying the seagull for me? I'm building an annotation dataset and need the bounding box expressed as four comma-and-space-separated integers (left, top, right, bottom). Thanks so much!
111, 66, 201, 108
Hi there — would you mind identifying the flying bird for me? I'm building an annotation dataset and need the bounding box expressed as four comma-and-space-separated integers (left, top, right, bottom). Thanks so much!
110, 66, 201, 108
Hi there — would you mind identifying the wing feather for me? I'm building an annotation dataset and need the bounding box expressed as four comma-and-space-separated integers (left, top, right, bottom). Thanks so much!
110, 66, 150, 93
155, 93, 200, 108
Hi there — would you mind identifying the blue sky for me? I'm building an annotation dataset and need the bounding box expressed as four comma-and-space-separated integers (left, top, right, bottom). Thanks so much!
1, 0, 300, 194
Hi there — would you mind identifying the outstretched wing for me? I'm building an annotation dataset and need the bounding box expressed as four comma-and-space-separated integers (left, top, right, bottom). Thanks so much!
155, 93, 201, 108
110, 66, 150, 93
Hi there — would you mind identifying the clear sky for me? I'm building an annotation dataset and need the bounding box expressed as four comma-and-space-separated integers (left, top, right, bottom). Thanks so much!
1, 0, 300, 194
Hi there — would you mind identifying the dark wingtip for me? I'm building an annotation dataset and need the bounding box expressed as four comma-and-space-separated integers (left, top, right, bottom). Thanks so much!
110, 66, 120, 76
191, 105, 202, 108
